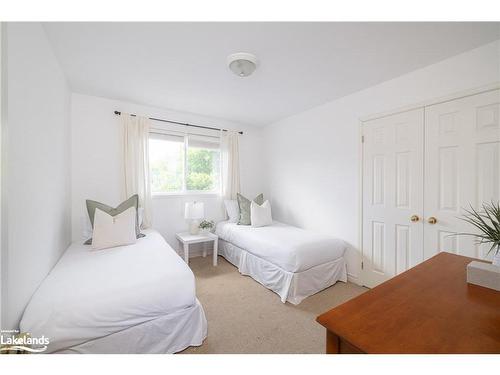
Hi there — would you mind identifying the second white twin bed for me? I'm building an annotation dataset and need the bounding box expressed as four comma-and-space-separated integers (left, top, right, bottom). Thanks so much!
216, 220, 347, 304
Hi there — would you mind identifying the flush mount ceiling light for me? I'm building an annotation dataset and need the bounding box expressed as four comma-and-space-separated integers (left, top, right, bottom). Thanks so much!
227, 52, 258, 77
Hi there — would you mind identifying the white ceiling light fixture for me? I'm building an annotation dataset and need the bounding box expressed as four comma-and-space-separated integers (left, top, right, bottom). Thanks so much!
227, 52, 258, 77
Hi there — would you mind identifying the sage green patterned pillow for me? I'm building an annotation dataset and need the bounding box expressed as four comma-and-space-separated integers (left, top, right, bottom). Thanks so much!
84, 194, 145, 245
237, 193, 264, 225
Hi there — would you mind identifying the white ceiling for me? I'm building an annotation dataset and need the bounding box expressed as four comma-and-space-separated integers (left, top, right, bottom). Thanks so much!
43, 22, 500, 126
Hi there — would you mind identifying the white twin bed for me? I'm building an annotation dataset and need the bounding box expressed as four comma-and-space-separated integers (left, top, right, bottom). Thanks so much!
20, 230, 207, 354
216, 221, 347, 304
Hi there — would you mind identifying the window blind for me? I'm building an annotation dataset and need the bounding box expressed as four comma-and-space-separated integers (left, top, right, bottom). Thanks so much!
188, 134, 220, 150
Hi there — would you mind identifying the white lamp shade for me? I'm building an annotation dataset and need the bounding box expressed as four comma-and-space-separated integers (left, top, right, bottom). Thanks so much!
184, 202, 204, 220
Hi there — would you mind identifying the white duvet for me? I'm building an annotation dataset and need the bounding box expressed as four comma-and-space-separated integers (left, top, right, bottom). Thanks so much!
215, 221, 346, 273
20, 230, 197, 353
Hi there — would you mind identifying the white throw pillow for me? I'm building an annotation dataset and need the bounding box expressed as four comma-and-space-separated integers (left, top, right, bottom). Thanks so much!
82, 206, 145, 240
250, 200, 273, 227
224, 199, 240, 223
91, 207, 137, 250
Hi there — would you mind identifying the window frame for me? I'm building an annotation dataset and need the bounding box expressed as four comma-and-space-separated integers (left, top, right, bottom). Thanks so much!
149, 129, 222, 197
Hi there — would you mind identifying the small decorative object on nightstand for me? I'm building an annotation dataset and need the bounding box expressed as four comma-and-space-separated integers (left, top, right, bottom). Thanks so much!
184, 201, 204, 235
176, 231, 218, 266
199, 219, 215, 233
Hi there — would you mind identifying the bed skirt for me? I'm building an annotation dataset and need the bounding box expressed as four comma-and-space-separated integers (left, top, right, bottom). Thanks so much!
218, 239, 347, 305
55, 299, 207, 354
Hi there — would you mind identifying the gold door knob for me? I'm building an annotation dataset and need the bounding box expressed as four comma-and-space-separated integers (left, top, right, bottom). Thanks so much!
427, 216, 437, 224
410, 215, 420, 222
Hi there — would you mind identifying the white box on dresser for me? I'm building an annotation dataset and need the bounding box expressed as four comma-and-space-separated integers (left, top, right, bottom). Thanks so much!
466, 261, 500, 291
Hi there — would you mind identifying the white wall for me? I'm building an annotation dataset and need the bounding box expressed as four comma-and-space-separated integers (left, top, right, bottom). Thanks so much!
2, 23, 71, 329
70, 93, 266, 252
0, 22, 4, 329
264, 40, 500, 285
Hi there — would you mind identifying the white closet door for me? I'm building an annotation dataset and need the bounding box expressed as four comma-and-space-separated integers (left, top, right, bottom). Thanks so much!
362, 109, 424, 288
424, 89, 500, 260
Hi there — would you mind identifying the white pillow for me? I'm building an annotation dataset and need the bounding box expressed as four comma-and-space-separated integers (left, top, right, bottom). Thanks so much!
82, 206, 144, 240
250, 200, 272, 227
91, 207, 137, 250
224, 199, 240, 223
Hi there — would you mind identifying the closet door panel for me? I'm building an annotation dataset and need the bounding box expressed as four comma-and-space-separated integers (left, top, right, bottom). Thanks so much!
362, 109, 424, 287
424, 89, 500, 260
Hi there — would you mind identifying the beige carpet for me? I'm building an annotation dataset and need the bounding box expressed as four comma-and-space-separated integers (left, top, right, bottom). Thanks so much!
181, 256, 367, 354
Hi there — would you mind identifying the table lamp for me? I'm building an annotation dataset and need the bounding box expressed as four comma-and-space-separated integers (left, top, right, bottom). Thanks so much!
185, 201, 204, 235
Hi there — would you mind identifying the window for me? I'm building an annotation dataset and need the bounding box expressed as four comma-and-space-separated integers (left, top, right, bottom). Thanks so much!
149, 132, 221, 194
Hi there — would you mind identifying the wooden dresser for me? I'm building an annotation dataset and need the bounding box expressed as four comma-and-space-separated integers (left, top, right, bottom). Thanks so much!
316, 252, 500, 354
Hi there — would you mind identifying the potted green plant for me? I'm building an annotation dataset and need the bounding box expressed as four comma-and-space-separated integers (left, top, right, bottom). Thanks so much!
459, 201, 500, 291
459, 201, 500, 266
199, 219, 215, 234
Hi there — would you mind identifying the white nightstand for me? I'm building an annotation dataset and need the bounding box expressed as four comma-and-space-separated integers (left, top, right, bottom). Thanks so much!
175, 232, 218, 266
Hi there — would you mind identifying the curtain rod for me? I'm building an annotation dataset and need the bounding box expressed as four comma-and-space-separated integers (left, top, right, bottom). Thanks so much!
113, 111, 243, 135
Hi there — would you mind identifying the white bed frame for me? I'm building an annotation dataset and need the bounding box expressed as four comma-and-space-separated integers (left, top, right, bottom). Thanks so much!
218, 239, 347, 304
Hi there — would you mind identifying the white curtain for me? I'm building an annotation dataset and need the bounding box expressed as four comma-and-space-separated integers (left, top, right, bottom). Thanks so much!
122, 113, 152, 228
220, 130, 241, 200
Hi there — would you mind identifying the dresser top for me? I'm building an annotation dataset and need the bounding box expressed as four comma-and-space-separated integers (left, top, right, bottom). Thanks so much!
317, 252, 500, 353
